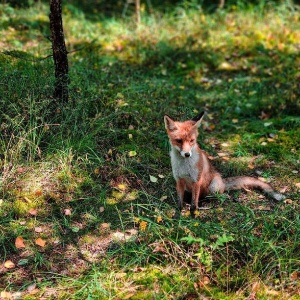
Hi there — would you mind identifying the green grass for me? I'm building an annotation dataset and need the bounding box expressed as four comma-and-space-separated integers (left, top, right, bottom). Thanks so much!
1, 1, 300, 299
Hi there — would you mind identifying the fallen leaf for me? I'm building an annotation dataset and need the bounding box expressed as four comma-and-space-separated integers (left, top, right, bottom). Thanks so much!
0, 291, 13, 299
202, 276, 210, 285
128, 150, 137, 157
257, 206, 271, 211
290, 271, 299, 280
115, 272, 127, 279
35, 190, 43, 197
149, 175, 158, 183
248, 163, 255, 169
64, 208, 72, 216
99, 206, 105, 213
107, 148, 113, 156
295, 183, 300, 188
27, 283, 37, 293
17, 167, 26, 173
160, 195, 168, 201
71, 227, 80, 233
28, 208, 38, 216
117, 183, 127, 191
266, 289, 279, 296
35, 238, 46, 247
4, 260, 15, 269
284, 199, 293, 204
123, 293, 135, 299
264, 122, 273, 127
116, 92, 124, 99
29, 288, 39, 295
15, 236, 26, 249
218, 61, 237, 71
158, 174, 165, 179
217, 152, 228, 157
222, 156, 230, 161
34, 227, 43, 233
259, 111, 270, 120
292, 170, 299, 174
17, 258, 29, 266
232, 118, 239, 123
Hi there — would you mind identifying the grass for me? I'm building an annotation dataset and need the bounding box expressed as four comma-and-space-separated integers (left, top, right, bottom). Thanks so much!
0, 0, 300, 299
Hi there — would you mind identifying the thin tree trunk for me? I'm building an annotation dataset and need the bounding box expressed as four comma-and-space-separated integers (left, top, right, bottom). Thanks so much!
135, 0, 141, 24
218, 0, 225, 9
49, 0, 69, 102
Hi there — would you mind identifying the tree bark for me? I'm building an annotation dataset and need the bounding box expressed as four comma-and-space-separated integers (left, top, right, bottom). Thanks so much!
135, 0, 141, 24
49, 0, 69, 102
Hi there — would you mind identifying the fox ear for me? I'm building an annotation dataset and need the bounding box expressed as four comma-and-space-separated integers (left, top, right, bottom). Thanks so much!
192, 111, 205, 128
164, 115, 177, 131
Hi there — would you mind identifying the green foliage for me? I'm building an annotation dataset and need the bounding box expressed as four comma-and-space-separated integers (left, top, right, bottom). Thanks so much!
0, 0, 300, 299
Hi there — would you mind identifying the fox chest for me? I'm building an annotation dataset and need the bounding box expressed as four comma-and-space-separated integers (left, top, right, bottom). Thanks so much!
170, 151, 200, 183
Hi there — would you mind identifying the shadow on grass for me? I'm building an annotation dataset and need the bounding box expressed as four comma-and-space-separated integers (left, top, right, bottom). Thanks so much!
1, 2, 300, 296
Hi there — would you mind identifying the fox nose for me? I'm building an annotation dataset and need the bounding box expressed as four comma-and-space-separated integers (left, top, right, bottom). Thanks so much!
184, 153, 190, 157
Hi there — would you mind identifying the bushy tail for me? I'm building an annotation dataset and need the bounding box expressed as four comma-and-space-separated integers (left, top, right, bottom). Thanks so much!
223, 176, 285, 201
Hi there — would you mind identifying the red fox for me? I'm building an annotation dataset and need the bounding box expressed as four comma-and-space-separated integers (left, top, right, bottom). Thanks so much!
164, 112, 285, 213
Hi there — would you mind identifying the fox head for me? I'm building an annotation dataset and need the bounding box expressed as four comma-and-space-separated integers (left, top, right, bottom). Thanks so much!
164, 112, 205, 158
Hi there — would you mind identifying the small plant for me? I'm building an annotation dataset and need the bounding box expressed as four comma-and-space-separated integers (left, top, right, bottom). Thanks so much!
181, 234, 234, 267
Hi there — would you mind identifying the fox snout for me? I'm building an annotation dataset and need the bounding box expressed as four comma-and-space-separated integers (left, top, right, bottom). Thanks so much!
180, 148, 192, 158
178, 143, 193, 158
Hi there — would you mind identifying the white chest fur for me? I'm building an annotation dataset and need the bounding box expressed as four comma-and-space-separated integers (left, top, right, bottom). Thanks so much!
170, 147, 200, 182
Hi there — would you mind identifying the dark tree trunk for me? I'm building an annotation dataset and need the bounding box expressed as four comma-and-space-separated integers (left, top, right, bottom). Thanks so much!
49, 0, 69, 102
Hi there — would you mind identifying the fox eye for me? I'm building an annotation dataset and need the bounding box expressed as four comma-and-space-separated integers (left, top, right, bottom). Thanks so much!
175, 139, 182, 144
190, 139, 195, 143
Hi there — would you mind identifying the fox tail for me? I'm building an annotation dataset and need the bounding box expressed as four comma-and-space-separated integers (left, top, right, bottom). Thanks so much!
223, 176, 285, 201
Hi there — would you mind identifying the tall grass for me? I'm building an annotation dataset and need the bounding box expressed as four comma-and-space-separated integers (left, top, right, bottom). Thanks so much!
0, 1, 299, 299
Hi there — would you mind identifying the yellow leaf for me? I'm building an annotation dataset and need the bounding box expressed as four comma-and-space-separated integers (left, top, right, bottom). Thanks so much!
112, 190, 124, 200
4, 260, 15, 269
35, 238, 46, 247
139, 221, 147, 231
117, 183, 127, 191
15, 236, 26, 249
128, 150, 137, 157
218, 61, 237, 71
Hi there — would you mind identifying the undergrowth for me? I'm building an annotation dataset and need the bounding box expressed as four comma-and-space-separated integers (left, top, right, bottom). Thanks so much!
0, 1, 300, 299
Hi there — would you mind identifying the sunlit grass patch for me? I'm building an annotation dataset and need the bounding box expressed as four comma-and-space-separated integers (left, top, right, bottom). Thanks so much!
0, 1, 300, 298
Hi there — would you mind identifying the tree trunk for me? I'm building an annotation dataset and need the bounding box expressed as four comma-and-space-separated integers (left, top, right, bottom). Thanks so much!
49, 0, 69, 102
135, 0, 141, 24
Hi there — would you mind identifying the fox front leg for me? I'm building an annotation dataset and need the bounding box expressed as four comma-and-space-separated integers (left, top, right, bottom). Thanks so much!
190, 183, 201, 215
176, 179, 186, 211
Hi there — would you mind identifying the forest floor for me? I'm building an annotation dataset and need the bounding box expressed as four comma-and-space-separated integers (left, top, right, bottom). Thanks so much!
0, 1, 300, 299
